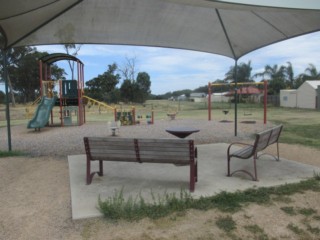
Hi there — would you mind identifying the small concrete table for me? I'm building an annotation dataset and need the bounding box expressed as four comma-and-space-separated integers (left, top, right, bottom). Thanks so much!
110, 127, 119, 136
165, 127, 200, 138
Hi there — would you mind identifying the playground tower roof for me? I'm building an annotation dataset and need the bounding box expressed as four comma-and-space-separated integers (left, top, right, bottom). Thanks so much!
40, 53, 83, 65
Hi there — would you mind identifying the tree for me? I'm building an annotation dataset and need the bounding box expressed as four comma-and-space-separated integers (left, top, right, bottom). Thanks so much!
285, 61, 295, 89
9, 50, 65, 103
0, 47, 33, 106
300, 64, 320, 81
224, 61, 253, 83
120, 79, 134, 102
1, 47, 65, 104
135, 72, 151, 103
85, 63, 120, 102
63, 44, 82, 80
119, 56, 137, 82
254, 64, 286, 94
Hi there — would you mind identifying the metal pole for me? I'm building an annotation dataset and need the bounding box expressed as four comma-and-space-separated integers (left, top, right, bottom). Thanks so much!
264, 80, 267, 124
3, 49, 12, 151
208, 82, 211, 121
234, 60, 238, 136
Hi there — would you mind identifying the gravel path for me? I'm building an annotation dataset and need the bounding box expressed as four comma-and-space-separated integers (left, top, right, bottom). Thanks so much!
0, 119, 269, 157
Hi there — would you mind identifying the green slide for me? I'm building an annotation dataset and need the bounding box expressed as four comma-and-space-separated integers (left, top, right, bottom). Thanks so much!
27, 97, 56, 130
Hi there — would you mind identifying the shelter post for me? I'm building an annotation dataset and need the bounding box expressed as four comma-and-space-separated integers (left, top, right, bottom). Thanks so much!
263, 80, 267, 124
208, 82, 211, 121
3, 49, 12, 151
234, 60, 238, 136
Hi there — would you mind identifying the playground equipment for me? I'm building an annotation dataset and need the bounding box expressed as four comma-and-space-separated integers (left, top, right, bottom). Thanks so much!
27, 53, 85, 130
208, 80, 267, 124
82, 95, 116, 122
27, 96, 57, 130
136, 110, 154, 125
116, 109, 134, 125
113, 105, 155, 126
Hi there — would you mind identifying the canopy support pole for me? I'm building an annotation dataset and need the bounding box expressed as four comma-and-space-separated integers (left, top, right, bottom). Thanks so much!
234, 60, 238, 137
3, 49, 12, 151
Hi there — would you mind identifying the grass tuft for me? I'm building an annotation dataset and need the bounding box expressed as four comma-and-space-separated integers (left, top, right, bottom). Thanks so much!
98, 178, 320, 221
280, 206, 296, 216
244, 224, 269, 240
216, 216, 236, 232
287, 223, 305, 235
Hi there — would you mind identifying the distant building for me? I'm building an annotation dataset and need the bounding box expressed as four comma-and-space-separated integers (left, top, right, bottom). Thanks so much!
177, 94, 187, 101
190, 92, 206, 102
280, 80, 320, 109
208, 92, 230, 102
225, 86, 262, 103
280, 90, 297, 108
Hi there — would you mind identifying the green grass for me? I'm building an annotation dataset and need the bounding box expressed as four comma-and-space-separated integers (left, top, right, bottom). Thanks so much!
287, 223, 306, 236
216, 216, 236, 232
280, 206, 297, 216
244, 224, 269, 240
298, 208, 317, 217
98, 177, 320, 221
0, 150, 24, 158
276, 122, 320, 148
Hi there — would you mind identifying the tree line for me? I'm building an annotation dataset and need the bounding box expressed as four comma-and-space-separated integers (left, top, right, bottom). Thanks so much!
155, 61, 320, 98
85, 59, 151, 104
1, 46, 319, 104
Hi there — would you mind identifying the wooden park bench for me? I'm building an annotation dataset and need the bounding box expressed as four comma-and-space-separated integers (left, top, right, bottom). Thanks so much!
83, 137, 198, 192
227, 125, 283, 181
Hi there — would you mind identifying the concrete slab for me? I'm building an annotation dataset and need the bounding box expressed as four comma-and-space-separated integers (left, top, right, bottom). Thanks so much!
68, 143, 320, 220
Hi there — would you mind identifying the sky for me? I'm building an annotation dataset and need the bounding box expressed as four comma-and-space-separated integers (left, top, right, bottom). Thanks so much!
3, 31, 320, 95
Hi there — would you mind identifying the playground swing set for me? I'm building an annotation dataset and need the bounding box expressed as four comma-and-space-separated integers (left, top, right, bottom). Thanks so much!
207, 80, 268, 124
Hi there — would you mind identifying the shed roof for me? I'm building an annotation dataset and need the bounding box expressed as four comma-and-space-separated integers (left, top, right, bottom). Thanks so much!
226, 86, 262, 96
304, 80, 320, 89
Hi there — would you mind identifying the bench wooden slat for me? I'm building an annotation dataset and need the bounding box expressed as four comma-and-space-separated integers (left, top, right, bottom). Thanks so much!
231, 145, 254, 159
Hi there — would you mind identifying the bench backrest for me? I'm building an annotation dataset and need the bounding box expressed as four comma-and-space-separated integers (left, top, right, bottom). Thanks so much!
268, 125, 283, 145
84, 137, 195, 164
137, 138, 194, 164
84, 137, 137, 162
254, 125, 283, 152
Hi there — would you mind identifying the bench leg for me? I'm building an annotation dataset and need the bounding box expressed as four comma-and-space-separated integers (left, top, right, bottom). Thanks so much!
276, 142, 280, 161
227, 155, 231, 177
195, 161, 198, 182
98, 160, 104, 176
253, 153, 258, 181
86, 159, 104, 185
190, 163, 196, 192
86, 157, 92, 185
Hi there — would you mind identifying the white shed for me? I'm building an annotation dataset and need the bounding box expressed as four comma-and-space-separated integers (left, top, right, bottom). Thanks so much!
297, 80, 320, 109
208, 92, 230, 102
280, 90, 297, 108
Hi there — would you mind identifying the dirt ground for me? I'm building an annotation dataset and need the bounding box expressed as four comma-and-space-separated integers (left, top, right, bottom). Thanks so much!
0, 143, 319, 240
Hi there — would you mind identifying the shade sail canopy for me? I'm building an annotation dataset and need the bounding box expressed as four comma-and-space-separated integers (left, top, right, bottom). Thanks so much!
1, 0, 320, 60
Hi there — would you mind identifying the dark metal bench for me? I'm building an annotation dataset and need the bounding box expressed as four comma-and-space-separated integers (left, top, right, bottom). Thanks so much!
84, 137, 198, 192
227, 125, 283, 181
